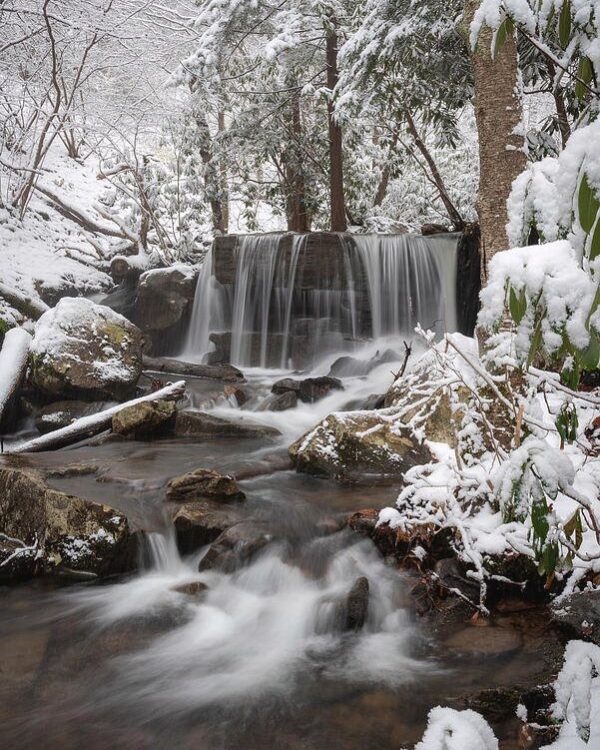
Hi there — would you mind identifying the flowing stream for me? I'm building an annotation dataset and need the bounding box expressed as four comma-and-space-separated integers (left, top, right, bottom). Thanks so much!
0, 237, 553, 749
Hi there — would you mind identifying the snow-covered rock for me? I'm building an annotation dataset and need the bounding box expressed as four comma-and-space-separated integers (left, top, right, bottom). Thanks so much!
0, 466, 136, 579
111, 399, 177, 439
289, 409, 432, 483
135, 264, 197, 332
30, 297, 143, 400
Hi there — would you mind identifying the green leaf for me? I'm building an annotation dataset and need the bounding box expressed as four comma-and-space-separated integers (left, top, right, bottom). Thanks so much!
579, 56, 593, 83
559, 0, 571, 49
580, 328, 600, 370
590, 217, 600, 261
509, 286, 527, 324
526, 318, 543, 368
494, 17, 513, 57
586, 285, 600, 331
578, 173, 600, 234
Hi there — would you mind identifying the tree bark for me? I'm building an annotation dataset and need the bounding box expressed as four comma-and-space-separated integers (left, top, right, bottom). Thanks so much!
197, 113, 226, 235
326, 21, 347, 232
464, 1, 527, 280
285, 93, 311, 232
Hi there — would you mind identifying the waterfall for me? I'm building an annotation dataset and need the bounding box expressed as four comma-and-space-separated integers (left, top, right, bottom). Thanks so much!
350, 233, 458, 338
183, 232, 459, 368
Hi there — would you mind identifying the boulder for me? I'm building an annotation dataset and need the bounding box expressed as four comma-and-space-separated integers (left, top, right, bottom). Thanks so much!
166, 468, 245, 503
290, 410, 432, 483
112, 400, 177, 438
0, 465, 136, 580
223, 384, 248, 406
258, 390, 298, 412
29, 297, 143, 401
135, 265, 197, 334
551, 589, 600, 645
171, 501, 246, 554
173, 410, 280, 440
35, 400, 114, 434
327, 349, 400, 378
198, 522, 270, 572
343, 576, 370, 630
171, 581, 209, 597
272, 375, 344, 404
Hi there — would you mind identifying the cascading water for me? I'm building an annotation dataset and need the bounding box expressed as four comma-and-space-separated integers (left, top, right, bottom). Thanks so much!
184, 232, 459, 368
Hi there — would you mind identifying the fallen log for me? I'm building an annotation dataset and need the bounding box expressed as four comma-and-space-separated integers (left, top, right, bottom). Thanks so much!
0, 327, 32, 428
0, 282, 49, 321
142, 355, 244, 383
11, 380, 186, 454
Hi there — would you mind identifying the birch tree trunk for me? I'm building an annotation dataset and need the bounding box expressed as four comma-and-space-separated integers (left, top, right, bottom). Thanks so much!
465, 0, 527, 281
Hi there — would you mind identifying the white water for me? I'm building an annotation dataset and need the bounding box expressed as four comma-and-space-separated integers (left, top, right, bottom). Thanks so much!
184, 232, 459, 368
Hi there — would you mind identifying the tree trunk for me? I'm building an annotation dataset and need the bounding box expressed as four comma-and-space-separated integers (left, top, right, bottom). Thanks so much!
465, 1, 527, 280
285, 93, 311, 232
197, 113, 226, 235
218, 110, 229, 233
326, 21, 346, 232
404, 111, 465, 230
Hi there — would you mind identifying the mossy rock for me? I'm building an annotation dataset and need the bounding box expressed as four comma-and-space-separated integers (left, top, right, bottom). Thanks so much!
289, 409, 432, 483
29, 297, 143, 400
0, 465, 137, 580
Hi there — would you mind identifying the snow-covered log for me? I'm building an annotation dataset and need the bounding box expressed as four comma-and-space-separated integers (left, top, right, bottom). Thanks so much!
0, 282, 49, 320
142, 355, 244, 383
12, 380, 186, 454
0, 327, 32, 427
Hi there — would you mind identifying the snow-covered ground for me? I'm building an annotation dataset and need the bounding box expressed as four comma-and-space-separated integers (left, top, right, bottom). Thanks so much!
0, 149, 121, 331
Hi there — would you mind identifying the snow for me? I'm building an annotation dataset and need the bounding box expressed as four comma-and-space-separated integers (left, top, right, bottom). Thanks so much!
410, 707, 499, 750
0, 148, 118, 329
31, 297, 137, 385
0, 327, 31, 417
479, 240, 597, 356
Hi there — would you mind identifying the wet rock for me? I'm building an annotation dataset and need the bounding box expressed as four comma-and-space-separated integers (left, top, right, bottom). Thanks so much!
434, 557, 480, 602
142, 355, 244, 383
171, 580, 209, 597
166, 468, 245, 503
272, 375, 344, 404
266, 391, 298, 411
135, 265, 197, 334
344, 576, 370, 630
290, 410, 432, 483
328, 349, 400, 378
466, 685, 524, 723
0, 466, 136, 580
223, 384, 248, 406
35, 400, 114, 434
347, 508, 397, 555
29, 298, 143, 401
46, 463, 99, 479
172, 501, 246, 554
443, 625, 523, 657
359, 393, 386, 411
112, 399, 177, 439
174, 410, 280, 440
551, 589, 600, 645
198, 522, 270, 572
